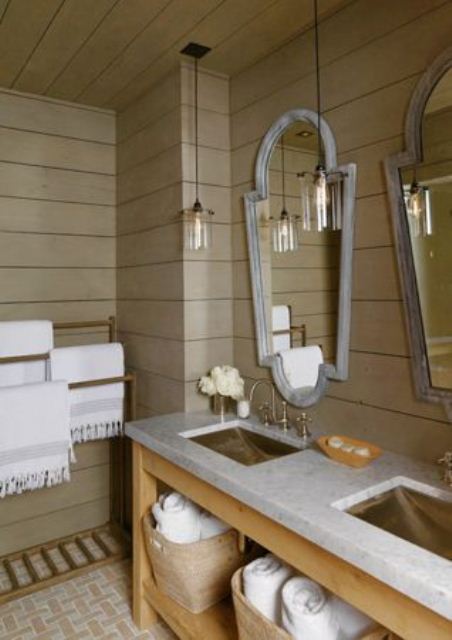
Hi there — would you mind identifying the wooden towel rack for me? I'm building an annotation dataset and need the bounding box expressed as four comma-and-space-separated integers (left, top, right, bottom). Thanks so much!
0, 316, 134, 604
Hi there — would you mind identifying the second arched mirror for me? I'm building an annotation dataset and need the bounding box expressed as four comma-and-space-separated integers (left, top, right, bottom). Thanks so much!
385, 47, 452, 420
244, 109, 357, 407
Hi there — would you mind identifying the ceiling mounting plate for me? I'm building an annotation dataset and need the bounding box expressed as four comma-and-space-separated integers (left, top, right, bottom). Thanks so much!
180, 42, 211, 59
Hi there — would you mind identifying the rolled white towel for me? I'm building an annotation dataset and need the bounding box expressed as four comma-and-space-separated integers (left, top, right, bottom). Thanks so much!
152, 492, 201, 544
243, 553, 293, 624
199, 510, 231, 539
332, 596, 375, 640
281, 577, 340, 640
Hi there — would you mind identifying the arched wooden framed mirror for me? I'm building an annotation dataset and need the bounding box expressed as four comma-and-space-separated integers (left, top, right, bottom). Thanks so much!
385, 47, 452, 420
244, 109, 357, 407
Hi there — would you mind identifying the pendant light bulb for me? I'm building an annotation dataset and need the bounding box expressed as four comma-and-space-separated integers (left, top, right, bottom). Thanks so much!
313, 164, 330, 230
271, 209, 299, 253
406, 179, 433, 238
407, 181, 424, 220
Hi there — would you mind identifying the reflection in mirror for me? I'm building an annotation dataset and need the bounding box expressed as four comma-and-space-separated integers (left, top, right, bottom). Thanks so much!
258, 121, 341, 391
245, 107, 356, 407
400, 69, 452, 391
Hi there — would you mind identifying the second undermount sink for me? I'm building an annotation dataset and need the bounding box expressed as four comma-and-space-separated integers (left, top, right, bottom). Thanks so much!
181, 420, 301, 466
334, 477, 452, 561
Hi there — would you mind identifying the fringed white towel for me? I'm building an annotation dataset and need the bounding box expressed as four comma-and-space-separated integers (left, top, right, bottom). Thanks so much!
0, 381, 71, 498
152, 492, 201, 543
0, 320, 53, 387
279, 345, 323, 389
50, 343, 125, 444
243, 553, 293, 624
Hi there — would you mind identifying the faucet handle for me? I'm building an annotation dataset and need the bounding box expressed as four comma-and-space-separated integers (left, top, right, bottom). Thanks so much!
437, 452, 452, 487
438, 451, 452, 466
296, 412, 312, 440
258, 402, 274, 427
277, 400, 290, 432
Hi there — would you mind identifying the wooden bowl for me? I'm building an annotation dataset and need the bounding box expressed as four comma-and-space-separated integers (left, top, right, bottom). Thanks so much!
317, 435, 381, 468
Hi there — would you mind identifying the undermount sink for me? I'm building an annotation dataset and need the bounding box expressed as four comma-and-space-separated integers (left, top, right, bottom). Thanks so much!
181, 420, 301, 466
335, 477, 452, 561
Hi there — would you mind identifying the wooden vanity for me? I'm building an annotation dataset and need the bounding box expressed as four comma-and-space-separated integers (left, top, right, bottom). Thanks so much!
131, 441, 452, 640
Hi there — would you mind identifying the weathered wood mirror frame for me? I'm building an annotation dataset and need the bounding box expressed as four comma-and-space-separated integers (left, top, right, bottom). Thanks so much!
385, 47, 452, 421
244, 109, 357, 407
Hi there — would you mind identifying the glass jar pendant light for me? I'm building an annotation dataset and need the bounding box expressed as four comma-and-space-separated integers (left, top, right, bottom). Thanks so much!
405, 170, 433, 237
270, 135, 300, 252
297, 0, 346, 233
180, 42, 214, 251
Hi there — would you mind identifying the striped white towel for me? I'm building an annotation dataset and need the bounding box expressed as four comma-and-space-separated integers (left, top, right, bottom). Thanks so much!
0, 320, 53, 387
50, 343, 125, 444
0, 381, 71, 498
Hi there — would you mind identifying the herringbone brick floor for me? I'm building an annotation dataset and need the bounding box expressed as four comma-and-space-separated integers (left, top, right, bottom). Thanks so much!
0, 560, 177, 640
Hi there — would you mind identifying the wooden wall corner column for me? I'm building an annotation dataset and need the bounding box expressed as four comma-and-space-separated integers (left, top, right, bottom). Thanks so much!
132, 442, 159, 630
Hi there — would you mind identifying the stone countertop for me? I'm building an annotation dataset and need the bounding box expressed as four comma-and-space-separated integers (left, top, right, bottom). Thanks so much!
126, 411, 452, 621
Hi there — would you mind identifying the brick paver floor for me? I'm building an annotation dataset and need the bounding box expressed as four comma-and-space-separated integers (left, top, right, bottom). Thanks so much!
0, 560, 177, 639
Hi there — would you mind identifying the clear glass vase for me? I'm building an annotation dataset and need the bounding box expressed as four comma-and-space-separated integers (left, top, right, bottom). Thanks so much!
212, 393, 229, 419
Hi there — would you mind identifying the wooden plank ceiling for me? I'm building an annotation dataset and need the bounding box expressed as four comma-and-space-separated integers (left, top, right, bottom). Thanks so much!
0, 0, 348, 112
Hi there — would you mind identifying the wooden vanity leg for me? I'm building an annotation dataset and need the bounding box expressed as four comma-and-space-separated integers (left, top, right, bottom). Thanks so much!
132, 442, 159, 630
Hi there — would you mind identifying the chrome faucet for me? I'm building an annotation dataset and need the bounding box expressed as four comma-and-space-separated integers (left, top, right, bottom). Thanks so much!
438, 451, 452, 487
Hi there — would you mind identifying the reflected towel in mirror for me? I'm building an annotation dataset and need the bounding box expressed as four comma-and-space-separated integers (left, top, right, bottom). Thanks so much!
279, 345, 323, 389
272, 305, 291, 353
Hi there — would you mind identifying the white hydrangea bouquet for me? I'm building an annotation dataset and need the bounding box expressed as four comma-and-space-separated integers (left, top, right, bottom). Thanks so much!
198, 365, 244, 416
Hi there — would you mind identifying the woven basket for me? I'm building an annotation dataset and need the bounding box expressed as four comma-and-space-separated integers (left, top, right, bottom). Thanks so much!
231, 568, 290, 640
231, 568, 392, 640
143, 512, 244, 613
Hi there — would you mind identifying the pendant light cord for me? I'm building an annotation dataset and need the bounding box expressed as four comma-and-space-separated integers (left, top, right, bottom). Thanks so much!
281, 135, 287, 213
194, 57, 199, 204
314, 0, 322, 165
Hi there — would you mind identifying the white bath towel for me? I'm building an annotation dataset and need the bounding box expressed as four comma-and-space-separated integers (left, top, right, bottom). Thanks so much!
272, 305, 291, 353
200, 510, 231, 539
282, 577, 340, 640
49, 343, 124, 444
0, 320, 53, 387
279, 345, 323, 389
152, 492, 201, 544
332, 596, 375, 640
0, 381, 71, 498
243, 553, 293, 624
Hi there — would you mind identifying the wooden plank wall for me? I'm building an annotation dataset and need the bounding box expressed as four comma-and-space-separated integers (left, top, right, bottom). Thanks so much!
0, 88, 116, 555
117, 63, 233, 415
230, 0, 452, 462
116, 69, 186, 417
